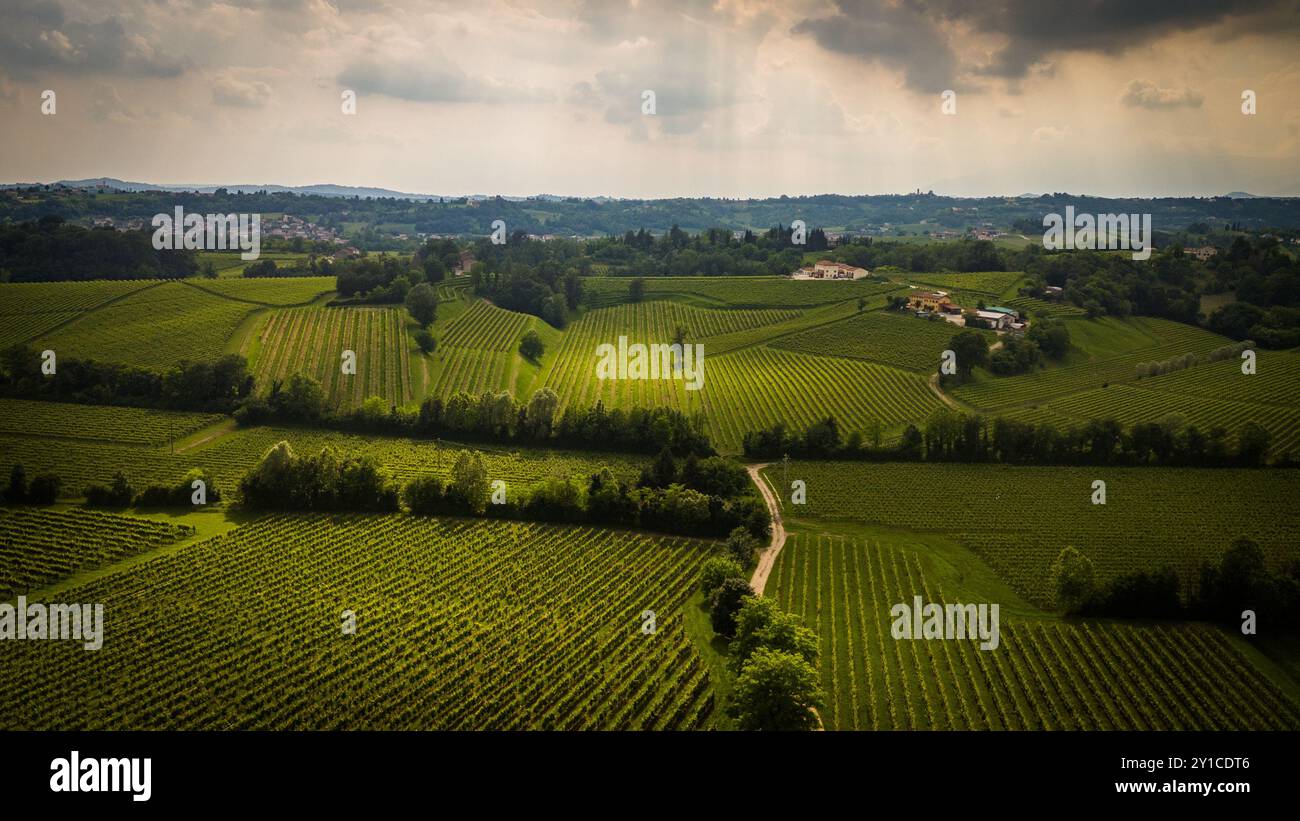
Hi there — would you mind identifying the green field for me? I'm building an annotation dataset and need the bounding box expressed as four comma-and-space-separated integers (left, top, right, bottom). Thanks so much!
0, 398, 223, 446
0, 506, 193, 598
765, 461, 1300, 608
182, 276, 335, 306
771, 310, 989, 372
36, 281, 255, 370
539, 300, 943, 452
906, 271, 1023, 297
582, 275, 898, 308
952, 317, 1230, 411
0, 514, 716, 730
0, 422, 649, 500
0, 280, 158, 349
253, 307, 415, 411
771, 533, 1299, 730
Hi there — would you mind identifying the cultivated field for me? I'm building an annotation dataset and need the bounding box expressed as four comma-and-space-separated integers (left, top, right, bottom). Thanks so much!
766, 461, 1300, 607
0, 398, 223, 446
541, 300, 943, 452
582, 275, 898, 308
0, 514, 716, 730
953, 317, 1230, 410
0, 424, 648, 499
770, 534, 1300, 730
183, 276, 336, 305
253, 307, 414, 411
771, 310, 987, 372
0, 507, 192, 598
36, 281, 255, 370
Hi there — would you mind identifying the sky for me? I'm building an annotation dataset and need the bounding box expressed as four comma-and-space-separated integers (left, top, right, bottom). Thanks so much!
0, 0, 1298, 199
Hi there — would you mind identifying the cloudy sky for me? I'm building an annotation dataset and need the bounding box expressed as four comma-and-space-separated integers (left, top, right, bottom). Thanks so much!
1, 0, 1297, 198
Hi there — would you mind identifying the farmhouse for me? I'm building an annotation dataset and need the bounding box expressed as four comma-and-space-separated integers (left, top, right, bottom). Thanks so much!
1188, 246, 1219, 262
984, 306, 1020, 319
972, 310, 1014, 330
907, 290, 950, 311
793, 260, 870, 280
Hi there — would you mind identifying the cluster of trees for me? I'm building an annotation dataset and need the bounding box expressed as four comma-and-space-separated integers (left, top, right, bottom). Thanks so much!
3, 465, 60, 505
941, 321, 1069, 381
744, 409, 1281, 466
697, 559, 824, 730
82, 468, 220, 508
236, 442, 769, 540
469, 234, 582, 327
242, 258, 324, 278
1203, 235, 1300, 347
238, 442, 400, 512
0, 217, 197, 281
1052, 539, 1300, 630
0, 346, 254, 414
406, 456, 767, 539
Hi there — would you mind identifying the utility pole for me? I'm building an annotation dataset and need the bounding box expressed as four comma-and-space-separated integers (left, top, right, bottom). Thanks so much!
782, 453, 789, 489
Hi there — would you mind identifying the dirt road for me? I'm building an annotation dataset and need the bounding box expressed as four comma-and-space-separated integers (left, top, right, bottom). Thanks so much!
746, 463, 786, 595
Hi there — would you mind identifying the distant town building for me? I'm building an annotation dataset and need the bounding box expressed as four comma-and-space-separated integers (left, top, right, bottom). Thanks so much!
456, 249, 476, 274
1188, 246, 1219, 262
793, 260, 870, 280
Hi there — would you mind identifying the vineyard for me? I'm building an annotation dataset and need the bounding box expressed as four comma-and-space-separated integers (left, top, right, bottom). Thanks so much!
906, 271, 1023, 297
0, 280, 158, 349
952, 317, 1230, 411
37, 281, 256, 370
0, 279, 156, 316
699, 347, 942, 452
182, 277, 336, 306
769, 534, 1300, 730
765, 461, 1300, 607
0, 398, 223, 446
539, 302, 942, 452
771, 310, 992, 372
253, 307, 414, 411
581, 275, 897, 308
1005, 295, 1088, 318
1012, 383, 1300, 457
0, 514, 716, 730
0, 507, 193, 598
438, 300, 531, 350
0, 425, 648, 500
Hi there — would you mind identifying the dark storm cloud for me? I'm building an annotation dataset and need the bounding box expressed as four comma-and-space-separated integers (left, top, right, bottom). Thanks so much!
0, 0, 188, 78
791, 1, 958, 93
793, 0, 1289, 90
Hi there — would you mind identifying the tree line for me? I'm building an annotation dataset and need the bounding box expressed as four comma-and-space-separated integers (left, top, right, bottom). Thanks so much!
1053, 539, 1300, 631
236, 376, 713, 457
236, 441, 770, 541
0, 217, 197, 282
0, 345, 254, 413
743, 409, 1282, 466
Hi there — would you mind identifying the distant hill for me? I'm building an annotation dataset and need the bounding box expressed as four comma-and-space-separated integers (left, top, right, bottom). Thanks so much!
3, 184, 1299, 236
2, 178, 449, 201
